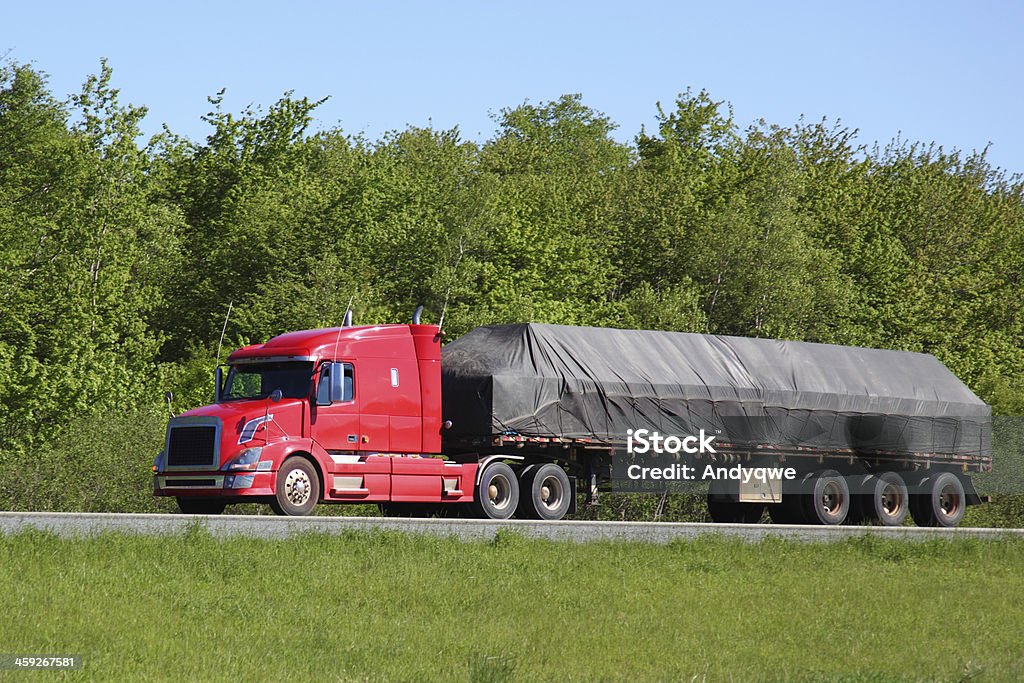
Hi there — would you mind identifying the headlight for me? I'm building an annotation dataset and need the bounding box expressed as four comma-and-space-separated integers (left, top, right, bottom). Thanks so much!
225, 474, 256, 489
223, 447, 263, 471
152, 451, 165, 473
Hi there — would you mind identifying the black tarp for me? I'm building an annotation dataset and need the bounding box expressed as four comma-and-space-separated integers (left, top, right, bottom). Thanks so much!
440, 323, 991, 458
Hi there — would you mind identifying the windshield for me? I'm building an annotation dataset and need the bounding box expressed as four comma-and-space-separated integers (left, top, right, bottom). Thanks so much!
222, 361, 314, 401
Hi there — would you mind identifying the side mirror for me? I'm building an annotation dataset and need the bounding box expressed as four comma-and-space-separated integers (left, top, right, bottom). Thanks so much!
214, 367, 223, 402
327, 362, 352, 403
328, 362, 344, 403
270, 389, 283, 403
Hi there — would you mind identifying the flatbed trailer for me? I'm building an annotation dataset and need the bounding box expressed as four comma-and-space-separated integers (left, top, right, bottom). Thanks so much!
153, 314, 991, 527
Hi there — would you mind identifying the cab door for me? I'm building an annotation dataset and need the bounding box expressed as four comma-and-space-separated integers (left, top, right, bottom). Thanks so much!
310, 362, 359, 450
311, 361, 391, 500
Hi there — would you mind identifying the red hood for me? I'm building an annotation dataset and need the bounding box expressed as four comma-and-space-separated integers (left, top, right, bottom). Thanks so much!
178, 398, 306, 465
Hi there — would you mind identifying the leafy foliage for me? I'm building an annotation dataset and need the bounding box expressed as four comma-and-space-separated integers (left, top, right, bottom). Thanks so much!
2, 62, 1023, 515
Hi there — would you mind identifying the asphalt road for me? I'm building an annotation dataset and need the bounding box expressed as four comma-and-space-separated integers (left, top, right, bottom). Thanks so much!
1, 512, 1022, 543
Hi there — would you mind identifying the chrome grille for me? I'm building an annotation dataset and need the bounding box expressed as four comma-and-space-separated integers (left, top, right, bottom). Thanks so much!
167, 426, 217, 468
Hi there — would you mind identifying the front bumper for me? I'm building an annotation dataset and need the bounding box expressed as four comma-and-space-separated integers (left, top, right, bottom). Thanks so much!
154, 471, 275, 497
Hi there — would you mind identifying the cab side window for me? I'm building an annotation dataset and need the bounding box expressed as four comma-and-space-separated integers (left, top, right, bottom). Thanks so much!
317, 365, 331, 405
342, 365, 354, 401
317, 362, 355, 405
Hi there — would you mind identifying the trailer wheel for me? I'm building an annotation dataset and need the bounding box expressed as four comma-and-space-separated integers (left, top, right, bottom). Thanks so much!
520, 464, 571, 520
176, 498, 227, 515
473, 462, 519, 520
910, 472, 965, 528
270, 457, 320, 516
802, 470, 849, 525
863, 472, 909, 526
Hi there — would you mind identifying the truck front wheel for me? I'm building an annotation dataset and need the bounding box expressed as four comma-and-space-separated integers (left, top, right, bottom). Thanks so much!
473, 462, 519, 520
270, 457, 320, 516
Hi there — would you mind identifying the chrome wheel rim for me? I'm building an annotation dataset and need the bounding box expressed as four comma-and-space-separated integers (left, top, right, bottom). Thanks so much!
821, 481, 844, 516
938, 483, 962, 517
284, 468, 311, 507
539, 475, 564, 511
880, 481, 904, 518
487, 474, 512, 511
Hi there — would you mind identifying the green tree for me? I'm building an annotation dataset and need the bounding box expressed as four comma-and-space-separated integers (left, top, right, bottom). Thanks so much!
0, 61, 180, 451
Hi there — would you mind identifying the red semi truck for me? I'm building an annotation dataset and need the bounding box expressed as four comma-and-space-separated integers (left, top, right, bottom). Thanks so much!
153, 314, 991, 526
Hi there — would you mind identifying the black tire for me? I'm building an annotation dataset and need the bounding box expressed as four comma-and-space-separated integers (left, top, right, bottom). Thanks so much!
520, 463, 572, 520
270, 457, 320, 516
473, 462, 519, 520
707, 497, 765, 523
802, 470, 850, 525
862, 472, 909, 526
176, 498, 227, 515
910, 472, 966, 528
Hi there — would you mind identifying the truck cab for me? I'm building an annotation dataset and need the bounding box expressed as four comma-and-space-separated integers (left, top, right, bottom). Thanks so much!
153, 323, 480, 515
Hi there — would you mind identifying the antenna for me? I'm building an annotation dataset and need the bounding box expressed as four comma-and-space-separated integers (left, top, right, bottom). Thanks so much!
437, 237, 465, 336
333, 295, 354, 361
214, 301, 233, 369
438, 292, 449, 334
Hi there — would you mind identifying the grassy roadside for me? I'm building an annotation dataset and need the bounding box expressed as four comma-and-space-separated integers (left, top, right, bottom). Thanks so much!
1, 530, 1022, 682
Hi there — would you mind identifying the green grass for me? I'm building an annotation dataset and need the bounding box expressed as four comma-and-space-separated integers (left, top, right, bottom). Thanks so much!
1, 530, 1023, 682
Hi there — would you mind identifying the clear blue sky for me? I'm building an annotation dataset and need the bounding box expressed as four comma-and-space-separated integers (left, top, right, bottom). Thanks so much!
4, 1, 1022, 173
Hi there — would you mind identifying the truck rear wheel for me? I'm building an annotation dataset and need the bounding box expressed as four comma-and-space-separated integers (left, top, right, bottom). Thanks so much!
802, 470, 849, 525
176, 498, 227, 515
270, 457, 320, 516
910, 472, 965, 527
473, 462, 519, 520
520, 464, 571, 520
